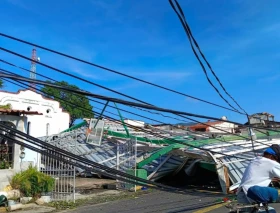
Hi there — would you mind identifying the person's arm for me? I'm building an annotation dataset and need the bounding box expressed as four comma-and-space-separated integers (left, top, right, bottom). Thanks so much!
271, 164, 280, 178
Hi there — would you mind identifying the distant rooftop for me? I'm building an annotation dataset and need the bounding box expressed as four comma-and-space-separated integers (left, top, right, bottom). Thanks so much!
249, 112, 274, 118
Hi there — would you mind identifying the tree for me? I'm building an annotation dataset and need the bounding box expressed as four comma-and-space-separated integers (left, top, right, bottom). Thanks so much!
41, 81, 94, 127
0, 80, 3, 88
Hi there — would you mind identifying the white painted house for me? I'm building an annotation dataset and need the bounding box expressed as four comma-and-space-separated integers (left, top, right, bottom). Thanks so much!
0, 89, 69, 171
0, 111, 36, 190
189, 116, 236, 134
208, 121, 236, 134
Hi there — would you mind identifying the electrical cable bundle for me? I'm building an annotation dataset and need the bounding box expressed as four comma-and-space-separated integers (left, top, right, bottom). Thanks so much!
0, 121, 227, 199
0, 66, 276, 156
0, 2, 277, 209
168, 0, 247, 115
0, 64, 269, 145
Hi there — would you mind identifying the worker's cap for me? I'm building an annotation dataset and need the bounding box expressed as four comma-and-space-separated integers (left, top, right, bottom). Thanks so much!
264, 147, 277, 156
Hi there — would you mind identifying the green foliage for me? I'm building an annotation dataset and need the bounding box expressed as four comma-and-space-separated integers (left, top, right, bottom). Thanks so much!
0, 80, 3, 89
10, 165, 55, 198
0, 103, 11, 110
48, 201, 82, 210
0, 160, 11, 169
41, 81, 94, 127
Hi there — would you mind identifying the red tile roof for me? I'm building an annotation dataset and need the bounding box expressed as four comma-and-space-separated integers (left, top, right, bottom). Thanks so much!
0, 109, 43, 115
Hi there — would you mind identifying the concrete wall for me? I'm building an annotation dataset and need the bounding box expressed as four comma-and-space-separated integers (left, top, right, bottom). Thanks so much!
0, 170, 15, 192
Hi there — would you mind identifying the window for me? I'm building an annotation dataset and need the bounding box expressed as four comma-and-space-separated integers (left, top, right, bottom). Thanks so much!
46, 123, 50, 136
27, 122, 31, 135
0, 121, 16, 169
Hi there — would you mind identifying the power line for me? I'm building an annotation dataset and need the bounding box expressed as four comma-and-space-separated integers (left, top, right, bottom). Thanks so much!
0, 124, 182, 194
0, 72, 249, 125
0, 63, 236, 137
0, 34, 244, 114
0, 126, 232, 206
0, 55, 275, 151
0, 59, 56, 82
0, 76, 250, 152
0, 115, 250, 191
0, 70, 278, 135
5, 46, 240, 134
0, 59, 201, 126
1, 75, 271, 152
0, 71, 272, 158
0, 47, 152, 105
0, 69, 278, 140
0, 59, 271, 138
133, 106, 273, 147
0, 58, 272, 137
0, 70, 255, 159
0, 59, 196, 125
168, 0, 247, 115
0, 47, 254, 155
0, 18, 254, 154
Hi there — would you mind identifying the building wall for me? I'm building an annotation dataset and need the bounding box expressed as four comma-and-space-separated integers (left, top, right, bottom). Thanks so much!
0, 115, 27, 190
250, 115, 267, 125
0, 90, 70, 169
0, 170, 15, 191
152, 125, 172, 131
208, 122, 236, 133
0, 90, 70, 137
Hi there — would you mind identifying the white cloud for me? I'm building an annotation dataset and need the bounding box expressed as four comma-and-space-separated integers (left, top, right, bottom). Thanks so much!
261, 23, 280, 34
93, 82, 141, 96
5, 0, 38, 14
129, 71, 192, 81
186, 97, 199, 103
70, 66, 102, 80
259, 74, 280, 82
110, 82, 140, 92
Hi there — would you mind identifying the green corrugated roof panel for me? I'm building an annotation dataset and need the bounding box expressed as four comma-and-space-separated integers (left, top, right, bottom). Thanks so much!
137, 143, 185, 169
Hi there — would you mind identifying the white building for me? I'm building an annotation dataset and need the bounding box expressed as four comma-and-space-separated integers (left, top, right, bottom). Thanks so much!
0, 89, 70, 168
189, 117, 236, 134
208, 121, 236, 134
123, 119, 145, 128
0, 110, 38, 190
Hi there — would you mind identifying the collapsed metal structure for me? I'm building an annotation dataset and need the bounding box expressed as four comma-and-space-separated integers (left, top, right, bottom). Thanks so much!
38, 119, 280, 197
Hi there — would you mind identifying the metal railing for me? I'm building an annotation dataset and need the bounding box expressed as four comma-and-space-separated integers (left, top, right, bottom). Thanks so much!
40, 135, 76, 201
0, 144, 13, 169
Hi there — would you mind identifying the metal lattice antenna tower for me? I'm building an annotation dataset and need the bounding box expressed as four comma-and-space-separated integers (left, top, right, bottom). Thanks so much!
29, 48, 37, 91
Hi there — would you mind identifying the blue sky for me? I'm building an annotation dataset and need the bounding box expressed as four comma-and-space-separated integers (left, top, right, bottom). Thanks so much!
1, 0, 280, 125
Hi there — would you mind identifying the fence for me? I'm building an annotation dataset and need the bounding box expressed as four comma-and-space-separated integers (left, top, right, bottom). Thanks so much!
0, 121, 16, 170
40, 123, 138, 201
40, 133, 77, 201
0, 144, 13, 169
116, 138, 137, 191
